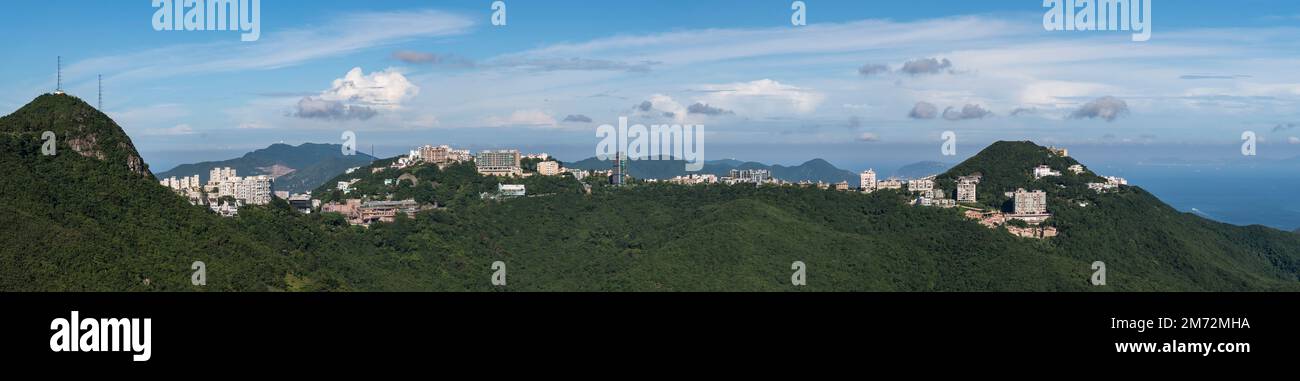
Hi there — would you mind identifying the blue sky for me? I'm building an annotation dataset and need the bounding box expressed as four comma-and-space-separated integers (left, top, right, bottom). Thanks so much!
3, 0, 1300, 171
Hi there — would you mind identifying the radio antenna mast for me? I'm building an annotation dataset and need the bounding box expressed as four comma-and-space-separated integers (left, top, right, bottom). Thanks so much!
55, 56, 64, 95
98, 75, 103, 109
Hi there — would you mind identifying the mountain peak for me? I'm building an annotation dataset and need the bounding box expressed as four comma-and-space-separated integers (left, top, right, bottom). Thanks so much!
0, 94, 151, 178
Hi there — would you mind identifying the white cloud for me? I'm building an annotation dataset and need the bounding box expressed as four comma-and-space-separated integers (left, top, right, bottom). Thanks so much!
294, 67, 418, 120
1289, 136, 1300, 144
319, 67, 419, 108
64, 10, 474, 84
697, 79, 825, 114
1019, 81, 1113, 107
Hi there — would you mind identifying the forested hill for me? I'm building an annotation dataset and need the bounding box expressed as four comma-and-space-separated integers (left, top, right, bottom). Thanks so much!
0, 93, 151, 177
2, 94, 1299, 291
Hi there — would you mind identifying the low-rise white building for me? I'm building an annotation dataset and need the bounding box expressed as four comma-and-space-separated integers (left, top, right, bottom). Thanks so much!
876, 179, 904, 190
907, 176, 935, 193
536, 161, 561, 176
498, 184, 526, 197
1033, 165, 1061, 179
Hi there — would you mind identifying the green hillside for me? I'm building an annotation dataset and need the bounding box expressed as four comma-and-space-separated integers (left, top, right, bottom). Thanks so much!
2, 96, 1298, 291
0, 93, 150, 177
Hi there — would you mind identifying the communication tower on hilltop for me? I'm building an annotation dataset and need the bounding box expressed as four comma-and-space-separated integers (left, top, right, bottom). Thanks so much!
54, 56, 65, 95
98, 75, 103, 109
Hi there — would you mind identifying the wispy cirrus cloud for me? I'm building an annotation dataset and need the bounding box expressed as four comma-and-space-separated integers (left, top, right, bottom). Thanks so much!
65, 10, 474, 84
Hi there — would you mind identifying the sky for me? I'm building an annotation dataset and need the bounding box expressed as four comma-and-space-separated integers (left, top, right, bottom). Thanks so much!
3, 0, 1300, 172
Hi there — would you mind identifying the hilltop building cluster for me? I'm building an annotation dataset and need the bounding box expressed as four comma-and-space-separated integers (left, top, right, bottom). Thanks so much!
158, 167, 273, 217
319, 143, 576, 226
941, 148, 1128, 239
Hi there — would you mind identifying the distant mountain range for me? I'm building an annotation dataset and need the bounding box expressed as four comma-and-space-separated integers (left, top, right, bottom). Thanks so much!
566, 157, 859, 183
157, 143, 375, 194
891, 161, 952, 179
565, 156, 953, 184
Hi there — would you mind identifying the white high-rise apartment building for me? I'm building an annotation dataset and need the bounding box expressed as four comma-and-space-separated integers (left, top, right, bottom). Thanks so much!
957, 179, 978, 202
209, 167, 237, 184
202, 167, 273, 205
1013, 189, 1048, 215
860, 169, 877, 191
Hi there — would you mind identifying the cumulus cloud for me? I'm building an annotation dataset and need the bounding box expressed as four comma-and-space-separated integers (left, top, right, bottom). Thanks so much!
1274, 123, 1297, 133
899, 57, 953, 75
687, 102, 733, 116
485, 109, 557, 127
1289, 136, 1300, 145
633, 95, 689, 121
695, 79, 824, 114
908, 102, 939, 119
294, 97, 378, 120
943, 104, 992, 121
858, 63, 890, 76
320, 67, 419, 107
293, 67, 418, 121
1070, 96, 1130, 122
562, 114, 594, 123
857, 132, 881, 142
